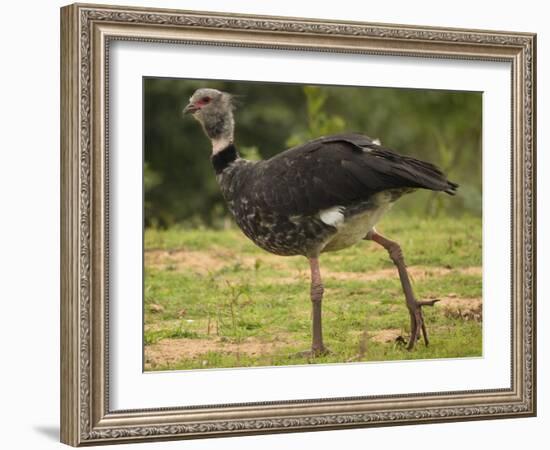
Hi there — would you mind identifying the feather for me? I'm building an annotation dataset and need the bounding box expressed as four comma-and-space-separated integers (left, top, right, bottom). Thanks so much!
242, 133, 458, 217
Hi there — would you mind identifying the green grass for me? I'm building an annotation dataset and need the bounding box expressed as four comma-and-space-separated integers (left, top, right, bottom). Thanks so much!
144, 212, 482, 371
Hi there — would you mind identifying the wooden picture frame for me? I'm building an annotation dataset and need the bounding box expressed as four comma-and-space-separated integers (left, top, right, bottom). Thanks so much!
60, 2, 536, 446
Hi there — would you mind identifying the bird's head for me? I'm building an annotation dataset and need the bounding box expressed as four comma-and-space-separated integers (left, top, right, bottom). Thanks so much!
184, 88, 234, 125
183, 89, 236, 152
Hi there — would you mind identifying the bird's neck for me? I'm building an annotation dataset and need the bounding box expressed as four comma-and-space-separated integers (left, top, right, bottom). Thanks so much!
211, 135, 234, 154
210, 143, 239, 175
202, 110, 235, 155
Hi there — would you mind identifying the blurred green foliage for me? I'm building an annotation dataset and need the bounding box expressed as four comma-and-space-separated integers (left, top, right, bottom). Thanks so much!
144, 78, 481, 228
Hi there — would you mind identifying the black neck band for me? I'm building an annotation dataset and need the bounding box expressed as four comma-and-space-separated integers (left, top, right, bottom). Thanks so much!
211, 144, 238, 175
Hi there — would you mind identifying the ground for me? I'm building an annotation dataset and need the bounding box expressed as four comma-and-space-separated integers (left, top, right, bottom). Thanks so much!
144, 213, 482, 371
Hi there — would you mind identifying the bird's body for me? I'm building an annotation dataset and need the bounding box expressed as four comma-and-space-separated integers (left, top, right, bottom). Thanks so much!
213, 133, 456, 258
184, 88, 457, 354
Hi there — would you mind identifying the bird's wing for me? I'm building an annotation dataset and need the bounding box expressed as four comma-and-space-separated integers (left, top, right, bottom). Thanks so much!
247, 133, 457, 217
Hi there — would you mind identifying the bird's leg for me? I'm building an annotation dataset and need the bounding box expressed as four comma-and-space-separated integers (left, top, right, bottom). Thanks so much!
366, 229, 439, 350
309, 257, 328, 356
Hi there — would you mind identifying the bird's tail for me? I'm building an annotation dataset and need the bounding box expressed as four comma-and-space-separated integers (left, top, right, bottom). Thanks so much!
444, 180, 459, 196
370, 147, 459, 196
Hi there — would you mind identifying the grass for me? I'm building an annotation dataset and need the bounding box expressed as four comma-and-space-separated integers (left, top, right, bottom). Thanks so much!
144, 212, 482, 371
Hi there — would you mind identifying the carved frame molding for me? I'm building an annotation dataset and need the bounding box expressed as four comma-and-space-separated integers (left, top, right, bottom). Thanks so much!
61, 3, 536, 446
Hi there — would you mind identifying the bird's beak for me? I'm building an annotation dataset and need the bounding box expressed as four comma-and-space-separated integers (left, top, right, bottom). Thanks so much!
183, 103, 199, 115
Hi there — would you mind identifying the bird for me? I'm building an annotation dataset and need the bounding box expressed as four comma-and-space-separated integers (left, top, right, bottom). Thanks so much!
183, 88, 458, 355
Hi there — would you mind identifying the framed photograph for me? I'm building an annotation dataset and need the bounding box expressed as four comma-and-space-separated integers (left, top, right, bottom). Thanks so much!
60, 3, 536, 446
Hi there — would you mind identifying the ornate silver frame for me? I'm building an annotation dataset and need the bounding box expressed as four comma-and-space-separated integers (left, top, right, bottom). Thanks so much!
60, 3, 536, 446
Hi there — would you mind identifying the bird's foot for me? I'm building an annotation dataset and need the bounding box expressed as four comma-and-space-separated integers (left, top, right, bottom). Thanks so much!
406, 299, 440, 350
293, 346, 332, 359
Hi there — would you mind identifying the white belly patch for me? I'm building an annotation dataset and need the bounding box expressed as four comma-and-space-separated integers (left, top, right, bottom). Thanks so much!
320, 193, 393, 253
319, 206, 345, 228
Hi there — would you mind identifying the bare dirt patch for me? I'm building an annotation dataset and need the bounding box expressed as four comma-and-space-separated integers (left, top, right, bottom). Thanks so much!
324, 265, 481, 282
256, 265, 482, 286
147, 248, 481, 284
369, 328, 403, 343
439, 296, 482, 321
261, 265, 482, 285
146, 248, 290, 275
148, 303, 165, 314
144, 336, 290, 369
145, 249, 225, 274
